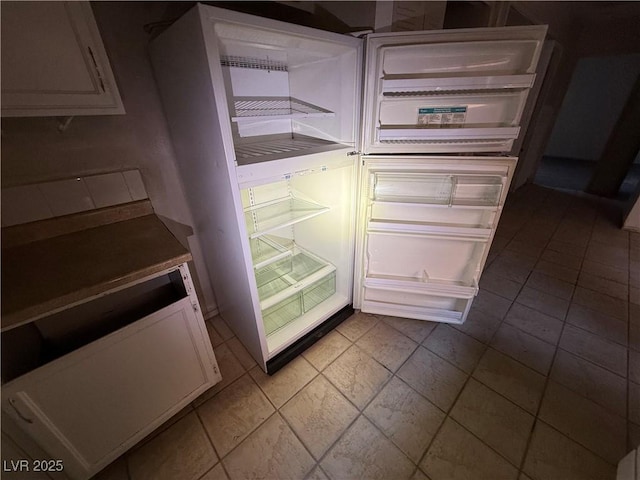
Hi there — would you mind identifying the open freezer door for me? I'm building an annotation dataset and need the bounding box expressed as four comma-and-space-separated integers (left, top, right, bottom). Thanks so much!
353, 155, 516, 323
361, 26, 547, 154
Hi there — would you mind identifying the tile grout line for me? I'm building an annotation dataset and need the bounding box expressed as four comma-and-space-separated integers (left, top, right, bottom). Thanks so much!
411, 189, 558, 477
193, 408, 229, 480
516, 194, 633, 471
515, 192, 599, 474
478, 190, 585, 475
304, 314, 421, 477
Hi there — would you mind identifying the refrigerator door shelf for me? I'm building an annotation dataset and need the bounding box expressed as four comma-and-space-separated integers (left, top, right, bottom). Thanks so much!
362, 280, 476, 324
373, 172, 504, 207
244, 195, 330, 238
367, 220, 492, 239
371, 202, 500, 230
378, 39, 541, 78
379, 91, 529, 132
381, 74, 535, 94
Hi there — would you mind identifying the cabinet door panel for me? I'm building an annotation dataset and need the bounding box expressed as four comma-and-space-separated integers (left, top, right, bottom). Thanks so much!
2, 297, 214, 479
1, 2, 124, 116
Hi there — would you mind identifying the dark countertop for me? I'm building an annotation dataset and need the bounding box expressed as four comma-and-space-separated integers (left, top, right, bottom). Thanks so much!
1, 203, 191, 331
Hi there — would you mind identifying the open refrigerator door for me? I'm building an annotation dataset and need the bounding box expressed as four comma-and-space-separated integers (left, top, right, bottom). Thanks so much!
354, 25, 547, 323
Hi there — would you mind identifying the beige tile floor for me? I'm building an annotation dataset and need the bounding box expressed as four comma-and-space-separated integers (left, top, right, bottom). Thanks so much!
96, 185, 639, 480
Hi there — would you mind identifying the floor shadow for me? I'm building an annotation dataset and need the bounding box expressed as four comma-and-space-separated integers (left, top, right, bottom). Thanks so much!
534, 155, 640, 201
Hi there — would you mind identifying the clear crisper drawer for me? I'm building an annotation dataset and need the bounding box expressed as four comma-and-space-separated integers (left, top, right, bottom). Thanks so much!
263, 293, 303, 336
244, 195, 329, 238
302, 272, 336, 312
258, 247, 336, 336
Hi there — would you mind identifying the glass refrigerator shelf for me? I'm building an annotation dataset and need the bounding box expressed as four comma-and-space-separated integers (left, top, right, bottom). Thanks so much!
250, 236, 292, 269
244, 196, 330, 239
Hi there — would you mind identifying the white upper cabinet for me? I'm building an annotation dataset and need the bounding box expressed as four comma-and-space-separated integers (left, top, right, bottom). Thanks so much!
1, 1, 125, 117
361, 26, 547, 154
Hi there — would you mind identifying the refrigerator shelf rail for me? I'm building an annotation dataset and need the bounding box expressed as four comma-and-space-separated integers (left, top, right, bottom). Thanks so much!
377, 126, 520, 142
244, 194, 330, 238
231, 96, 335, 122
381, 74, 535, 95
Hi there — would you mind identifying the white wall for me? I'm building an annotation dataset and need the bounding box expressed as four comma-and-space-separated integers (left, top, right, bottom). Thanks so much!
545, 54, 640, 160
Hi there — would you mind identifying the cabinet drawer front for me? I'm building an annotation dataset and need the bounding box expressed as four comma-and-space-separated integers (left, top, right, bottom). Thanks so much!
2, 297, 214, 478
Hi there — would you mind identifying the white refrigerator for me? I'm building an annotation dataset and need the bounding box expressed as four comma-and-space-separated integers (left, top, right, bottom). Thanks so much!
150, 5, 546, 373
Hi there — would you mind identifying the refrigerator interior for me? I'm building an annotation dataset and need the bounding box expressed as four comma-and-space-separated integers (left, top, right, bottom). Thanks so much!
239, 157, 356, 356
210, 19, 360, 165
362, 28, 546, 153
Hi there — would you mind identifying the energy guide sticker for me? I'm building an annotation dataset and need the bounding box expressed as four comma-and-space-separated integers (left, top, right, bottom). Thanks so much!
418, 106, 467, 128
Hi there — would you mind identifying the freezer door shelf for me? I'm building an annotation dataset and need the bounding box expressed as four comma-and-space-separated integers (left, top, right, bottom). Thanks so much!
377, 126, 520, 142
361, 279, 476, 324
378, 91, 528, 138
381, 74, 535, 95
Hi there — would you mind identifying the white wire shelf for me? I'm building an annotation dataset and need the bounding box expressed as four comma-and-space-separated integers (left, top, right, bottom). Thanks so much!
234, 134, 346, 165
231, 97, 335, 122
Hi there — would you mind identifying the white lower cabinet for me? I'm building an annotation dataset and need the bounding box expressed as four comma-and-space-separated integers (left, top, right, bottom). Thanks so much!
1, 264, 221, 480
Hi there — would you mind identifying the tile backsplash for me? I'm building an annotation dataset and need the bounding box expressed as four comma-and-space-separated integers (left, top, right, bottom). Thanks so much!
1, 170, 148, 227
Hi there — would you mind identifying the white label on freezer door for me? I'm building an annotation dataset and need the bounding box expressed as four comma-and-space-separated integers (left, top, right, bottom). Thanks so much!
417, 106, 467, 128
